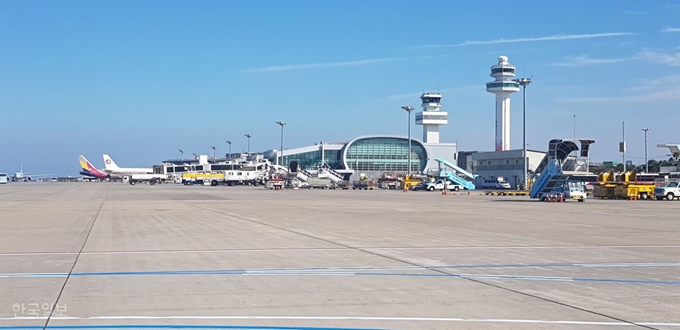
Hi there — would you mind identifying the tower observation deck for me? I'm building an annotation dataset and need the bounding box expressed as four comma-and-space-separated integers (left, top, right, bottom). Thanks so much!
486, 55, 520, 151
415, 92, 448, 144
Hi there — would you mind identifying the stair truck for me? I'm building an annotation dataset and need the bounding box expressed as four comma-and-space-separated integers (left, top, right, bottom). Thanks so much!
544, 180, 587, 202
530, 158, 587, 202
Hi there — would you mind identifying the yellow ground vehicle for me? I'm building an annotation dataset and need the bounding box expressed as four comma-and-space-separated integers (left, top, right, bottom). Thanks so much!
402, 174, 423, 190
614, 184, 656, 200
594, 171, 657, 200
182, 172, 225, 186
593, 172, 618, 199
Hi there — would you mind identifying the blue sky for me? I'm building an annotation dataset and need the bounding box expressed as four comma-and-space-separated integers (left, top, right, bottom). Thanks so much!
1, 0, 679, 176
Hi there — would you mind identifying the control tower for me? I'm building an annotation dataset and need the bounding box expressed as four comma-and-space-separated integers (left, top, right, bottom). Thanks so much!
415, 92, 448, 144
486, 55, 520, 151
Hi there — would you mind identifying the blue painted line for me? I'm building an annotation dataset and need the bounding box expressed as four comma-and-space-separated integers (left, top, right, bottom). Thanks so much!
2, 262, 679, 279
2, 263, 679, 286
0, 325, 384, 330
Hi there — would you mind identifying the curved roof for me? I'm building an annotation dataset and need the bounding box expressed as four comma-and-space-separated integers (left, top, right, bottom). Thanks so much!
340, 135, 428, 170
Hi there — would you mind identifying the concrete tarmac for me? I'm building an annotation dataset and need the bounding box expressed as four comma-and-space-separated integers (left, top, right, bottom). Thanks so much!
0, 182, 678, 330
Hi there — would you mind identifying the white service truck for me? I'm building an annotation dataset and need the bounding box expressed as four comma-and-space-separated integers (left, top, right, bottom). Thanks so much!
654, 181, 680, 201
425, 179, 463, 191
125, 174, 166, 185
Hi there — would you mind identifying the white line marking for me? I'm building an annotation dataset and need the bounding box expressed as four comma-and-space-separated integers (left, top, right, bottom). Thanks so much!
1, 315, 679, 326
578, 262, 680, 268
1, 245, 679, 256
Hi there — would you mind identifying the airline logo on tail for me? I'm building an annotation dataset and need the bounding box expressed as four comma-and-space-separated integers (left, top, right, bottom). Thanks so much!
79, 155, 107, 179
102, 154, 120, 170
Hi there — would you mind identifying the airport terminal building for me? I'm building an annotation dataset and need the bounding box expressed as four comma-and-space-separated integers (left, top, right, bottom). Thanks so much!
263, 134, 454, 179
263, 93, 458, 179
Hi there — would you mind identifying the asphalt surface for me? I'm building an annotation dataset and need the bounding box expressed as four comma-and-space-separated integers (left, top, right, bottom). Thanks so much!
0, 182, 678, 330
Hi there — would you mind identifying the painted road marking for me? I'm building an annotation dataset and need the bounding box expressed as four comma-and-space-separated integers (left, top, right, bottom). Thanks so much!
1, 244, 679, 256
1, 269, 678, 285
2, 261, 679, 279
0, 326, 382, 330
1, 316, 680, 327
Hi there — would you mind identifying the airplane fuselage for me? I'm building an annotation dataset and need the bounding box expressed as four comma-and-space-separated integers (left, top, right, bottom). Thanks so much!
103, 168, 153, 175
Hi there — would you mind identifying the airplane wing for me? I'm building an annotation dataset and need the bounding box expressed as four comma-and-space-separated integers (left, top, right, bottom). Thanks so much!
21, 173, 53, 178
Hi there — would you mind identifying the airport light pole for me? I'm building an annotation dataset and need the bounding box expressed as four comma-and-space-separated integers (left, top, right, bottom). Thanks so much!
642, 128, 650, 173
179, 149, 184, 163
211, 146, 216, 161
276, 121, 286, 166
622, 121, 627, 173
226, 141, 232, 159
401, 105, 414, 175
244, 134, 252, 155
513, 77, 532, 188
572, 115, 576, 158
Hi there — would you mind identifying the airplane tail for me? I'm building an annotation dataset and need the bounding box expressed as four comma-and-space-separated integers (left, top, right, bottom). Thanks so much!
79, 155, 93, 171
79, 155, 107, 179
102, 154, 120, 170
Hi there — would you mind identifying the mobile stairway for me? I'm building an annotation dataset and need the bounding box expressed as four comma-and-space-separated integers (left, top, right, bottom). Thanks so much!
530, 157, 593, 200
287, 161, 347, 185
530, 139, 596, 182
432, 157, 477, 190
317, 164, 345, 183
288, 161, 314, 182
530, 158, 563, 199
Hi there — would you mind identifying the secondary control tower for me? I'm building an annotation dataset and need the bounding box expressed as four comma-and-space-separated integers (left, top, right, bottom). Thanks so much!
486, 55, 520, 151
415, 92, 448, 144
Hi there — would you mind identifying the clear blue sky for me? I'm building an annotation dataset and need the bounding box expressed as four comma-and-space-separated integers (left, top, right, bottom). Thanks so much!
1, 0, 679, 176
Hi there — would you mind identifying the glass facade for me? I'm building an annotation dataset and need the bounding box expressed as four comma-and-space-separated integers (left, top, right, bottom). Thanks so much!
345, 137, 426, 172
279, 148, 343, 170
421, 97, 441, 104
491, 67, 515, 74
416, 114, 448, 121
486, 82, 520, 89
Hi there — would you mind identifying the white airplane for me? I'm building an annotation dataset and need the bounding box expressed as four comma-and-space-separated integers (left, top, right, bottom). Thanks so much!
12, 164, 52, 182
102, 154, 154, 175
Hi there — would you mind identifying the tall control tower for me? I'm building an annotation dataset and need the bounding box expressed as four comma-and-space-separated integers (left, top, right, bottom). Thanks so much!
415, 92, 448, 144
486, 56, 520, 151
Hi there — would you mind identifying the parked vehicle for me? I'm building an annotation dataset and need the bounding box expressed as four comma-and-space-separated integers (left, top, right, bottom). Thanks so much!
426, 179, 463, 191
182, 172, 224, 186
479, 178, 511, 189
654, 181, 680, 201
126, 174, 167, 185
539, 180, 586, 202
410, 182, 427, 191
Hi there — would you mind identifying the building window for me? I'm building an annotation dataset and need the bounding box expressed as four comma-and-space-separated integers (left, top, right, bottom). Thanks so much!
345, 138, 427, 172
